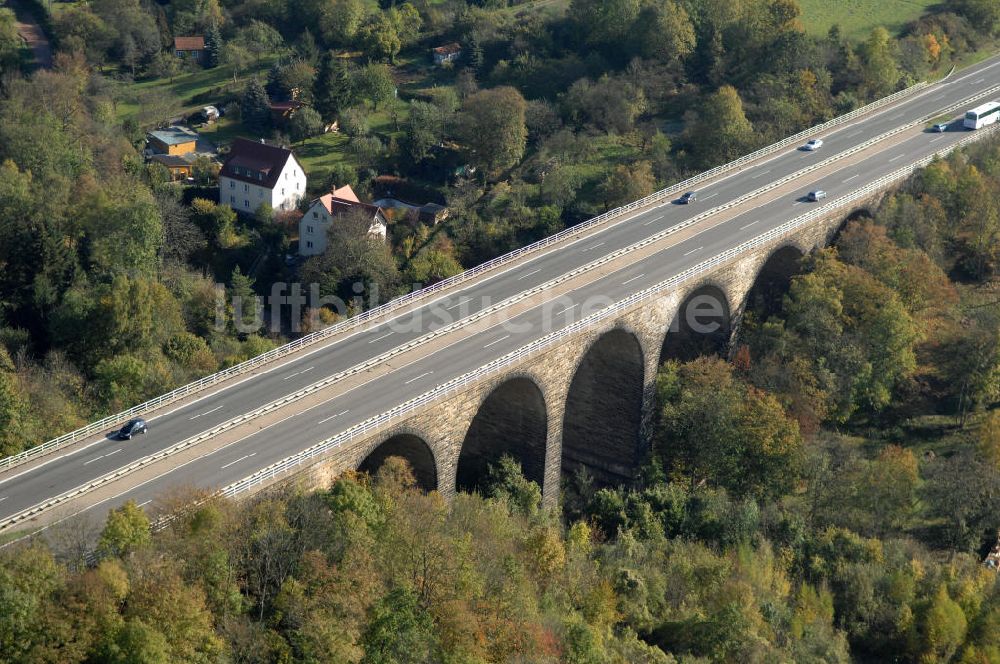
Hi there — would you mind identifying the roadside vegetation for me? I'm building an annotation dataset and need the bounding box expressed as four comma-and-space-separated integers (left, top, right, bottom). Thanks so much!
1, 0, 1000, 659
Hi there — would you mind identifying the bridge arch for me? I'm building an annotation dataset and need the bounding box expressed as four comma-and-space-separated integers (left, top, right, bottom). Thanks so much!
457, 375, 548, 493
357, 430, 438, 491
659, 283, 732, 363
743, 244, 806, 323
562, 327, 645, 485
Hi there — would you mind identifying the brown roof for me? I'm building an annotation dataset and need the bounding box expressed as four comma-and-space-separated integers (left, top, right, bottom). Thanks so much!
174, 36, 205, 51
269, 100, 304, 112
433, 43, 461, 56
313, 193, 385, 222
220, 138, 297, 189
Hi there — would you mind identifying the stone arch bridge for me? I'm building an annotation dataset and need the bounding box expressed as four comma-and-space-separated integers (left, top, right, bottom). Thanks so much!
298, 195, 878, 506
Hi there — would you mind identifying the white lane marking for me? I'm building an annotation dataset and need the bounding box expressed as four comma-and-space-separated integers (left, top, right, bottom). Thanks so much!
932, 94, 946, 100
683, 246, 703, 257
517, 268, 542, 280
404, 371, 433, 385
137, 500, 151, 508
21, 57, 1000, 492
843, 174, 860, 183
483, 334, 511, 349
740, 220, 759, 230
18, 59, 1000, 517
582, 242, 605, 252
621, 274, 645, 285
0, 496, 7, 503
793, 201, 803, 206
701, 193, 718, 200
973, 78, 985, 85
368, 331, 394, 343
190, 405, 223, 420
889, 154, 905, 162
282, 366, 315, 380
318, 410, 350, 424
930, 135, 946, 143
751, 169, 772, 179
554, 304, 578, 316
84, 448, 123, 466
800, 153, 812, 158
642, 215, 664, 226
445, 297, 469, 311
220, 452, 257, 470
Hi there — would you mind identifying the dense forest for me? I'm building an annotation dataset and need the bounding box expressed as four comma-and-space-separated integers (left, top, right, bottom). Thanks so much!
4, 128, 1000, 664
0, 0, 998, 457
1, 0, 1000, 661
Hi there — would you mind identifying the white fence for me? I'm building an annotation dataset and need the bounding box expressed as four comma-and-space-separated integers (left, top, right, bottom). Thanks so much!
0, 75, 938, 474
218, 123, 1000, 502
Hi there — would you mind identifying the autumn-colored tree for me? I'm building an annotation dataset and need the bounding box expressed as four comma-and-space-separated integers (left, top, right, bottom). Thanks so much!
656, 356, 803, 499
97, 501, 151, 559
684, 85, 755, 167
457, 87, 528, 177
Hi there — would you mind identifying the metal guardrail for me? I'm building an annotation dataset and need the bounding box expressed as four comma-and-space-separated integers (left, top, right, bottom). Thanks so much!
217, 123, 1000, 503
0, 75, 937, 474
0, 109, 944, 526
4, 85, 996, 540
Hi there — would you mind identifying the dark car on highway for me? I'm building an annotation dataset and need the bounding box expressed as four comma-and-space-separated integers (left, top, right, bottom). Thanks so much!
118, 418, 148, 440
678, 191, 697, 204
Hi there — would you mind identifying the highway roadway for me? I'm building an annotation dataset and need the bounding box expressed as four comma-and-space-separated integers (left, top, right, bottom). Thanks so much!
3, 54, 1000, 528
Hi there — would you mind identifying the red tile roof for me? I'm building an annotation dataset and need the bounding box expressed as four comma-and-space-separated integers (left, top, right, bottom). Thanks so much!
174, 36, 205, 51
433, 43, 462, 56
312, 185, 385, 222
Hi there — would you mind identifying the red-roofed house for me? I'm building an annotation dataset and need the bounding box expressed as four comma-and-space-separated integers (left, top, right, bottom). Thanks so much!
299, 184, 388, 256
219, 138, 306, 214
432, 42, 462, 65
174, 36, 206, 62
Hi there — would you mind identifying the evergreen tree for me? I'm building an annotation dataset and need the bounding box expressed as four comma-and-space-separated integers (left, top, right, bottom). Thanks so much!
241, 78, 272, 134
314, 51, 353, 122
296, 28, 318, 64
205, 22, 222, 68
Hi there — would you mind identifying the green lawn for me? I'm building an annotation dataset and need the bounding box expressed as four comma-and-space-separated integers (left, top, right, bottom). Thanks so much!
116, 57, 278, 121
799, 0, 937, 40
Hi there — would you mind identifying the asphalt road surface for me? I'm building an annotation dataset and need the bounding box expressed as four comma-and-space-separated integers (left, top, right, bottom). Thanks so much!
3, 54, 1000, 528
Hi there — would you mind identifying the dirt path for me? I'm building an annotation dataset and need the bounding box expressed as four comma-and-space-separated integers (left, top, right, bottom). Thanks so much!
5, 0, 51, 69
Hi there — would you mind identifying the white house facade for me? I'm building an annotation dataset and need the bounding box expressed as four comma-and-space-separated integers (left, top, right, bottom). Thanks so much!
219, 138, 306, 215
299, 185, 388, 256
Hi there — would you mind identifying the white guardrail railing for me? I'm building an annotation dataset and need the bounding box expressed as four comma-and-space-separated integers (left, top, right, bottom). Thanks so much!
3, 92, 996, 539
215, 123, 999, 503
0, 75, 939, 473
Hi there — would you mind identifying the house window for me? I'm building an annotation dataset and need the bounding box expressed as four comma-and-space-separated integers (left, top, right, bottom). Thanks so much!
244, 183, 248, 192
230, 195, 235, 203
307, 225, 313, 233
244, 199, 250, 208
312, 211, 317, 218
281, 188, 285, 196
306, 241, 313, 248
230, 180, 234, 188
